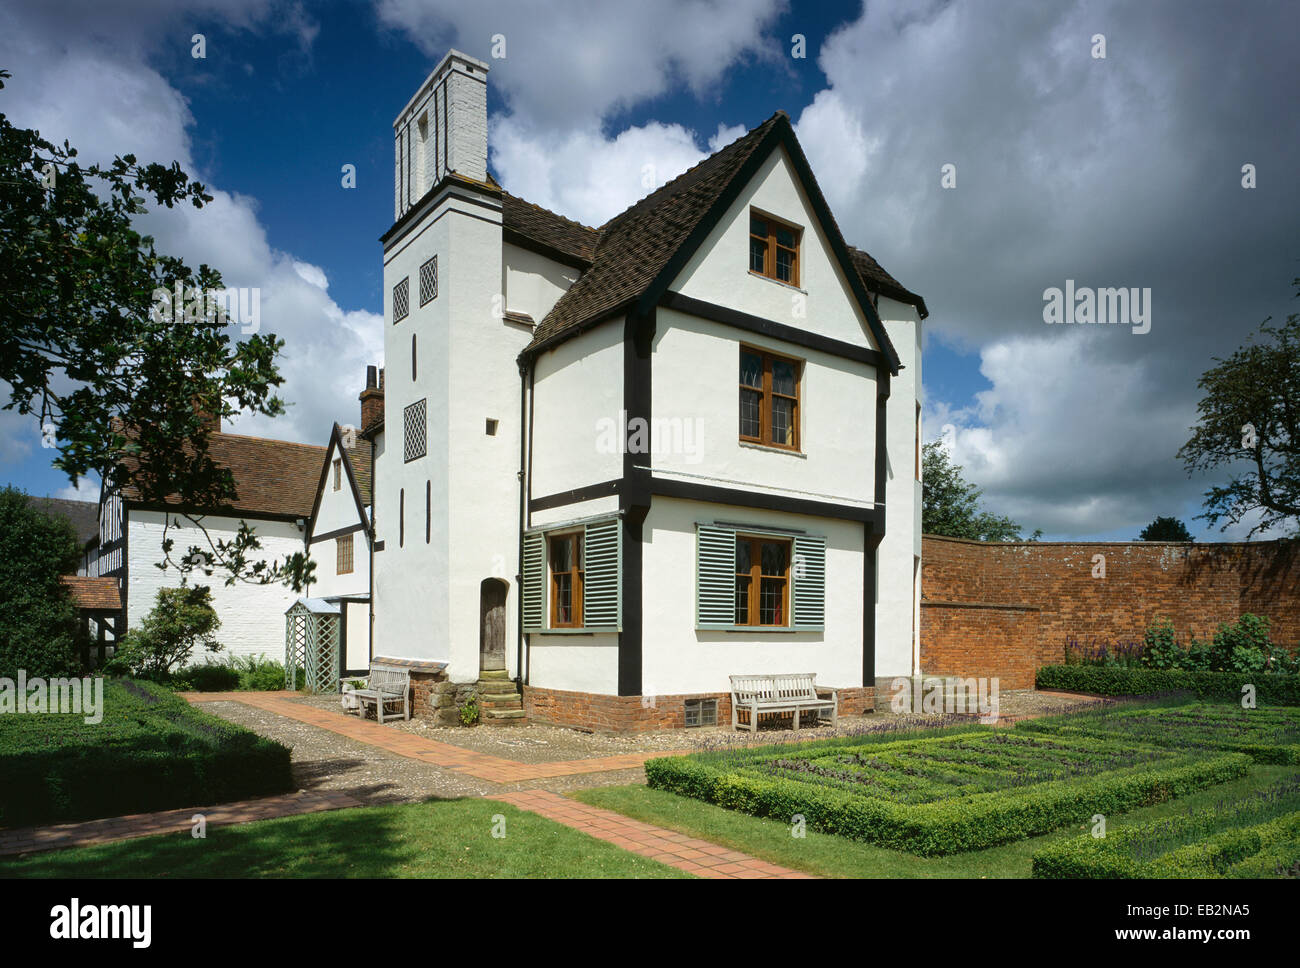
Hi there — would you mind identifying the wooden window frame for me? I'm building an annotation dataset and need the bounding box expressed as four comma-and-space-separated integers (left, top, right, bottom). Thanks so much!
739, 345, 802, 451
332, 458, 342, 491
733, 534, 791, 628
336, 534, 354, 575
748, 210, 801, 287
548, 531, 584, 629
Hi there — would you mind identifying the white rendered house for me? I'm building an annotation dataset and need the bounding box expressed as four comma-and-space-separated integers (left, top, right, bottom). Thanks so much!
367, 50, 927, 729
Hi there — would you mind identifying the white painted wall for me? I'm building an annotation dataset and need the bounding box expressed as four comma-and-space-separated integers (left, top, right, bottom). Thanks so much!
876, 295, 924, 678
671, 145, 882, 353
641, 496, 865, 696
126, 509, 303, 661
650, 307, 876, 506
529, 322, 624, 499
527, 633, 620, 694
503, 242, 579, 324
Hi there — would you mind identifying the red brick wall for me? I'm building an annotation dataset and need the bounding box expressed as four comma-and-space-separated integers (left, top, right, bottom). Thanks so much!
920, 536, 1300, 683
524, 685, 873, 733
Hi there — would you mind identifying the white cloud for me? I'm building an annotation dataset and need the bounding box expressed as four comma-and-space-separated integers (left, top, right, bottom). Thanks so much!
0, 3, 381, 452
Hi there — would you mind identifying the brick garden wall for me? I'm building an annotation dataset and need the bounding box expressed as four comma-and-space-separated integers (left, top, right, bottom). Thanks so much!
919, 536, 1300, 688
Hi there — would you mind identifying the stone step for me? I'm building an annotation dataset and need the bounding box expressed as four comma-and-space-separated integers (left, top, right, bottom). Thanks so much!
483, 707, 526, 720
481, 715, 527, 727
475, 680, 521, 696
479, 696, 523, 710
479, 669, 511, 680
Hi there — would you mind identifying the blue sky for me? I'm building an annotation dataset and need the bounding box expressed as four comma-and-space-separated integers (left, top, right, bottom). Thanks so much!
2, 0, 1295, 541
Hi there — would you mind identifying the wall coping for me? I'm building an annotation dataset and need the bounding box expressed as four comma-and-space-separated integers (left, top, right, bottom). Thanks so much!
921, 533, 1296, 551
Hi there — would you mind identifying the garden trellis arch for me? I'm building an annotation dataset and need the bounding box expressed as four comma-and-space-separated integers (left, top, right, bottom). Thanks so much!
284, 598, 341, 694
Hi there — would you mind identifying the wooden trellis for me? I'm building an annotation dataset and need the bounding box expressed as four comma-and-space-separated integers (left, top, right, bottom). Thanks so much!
284, 598, 341, 694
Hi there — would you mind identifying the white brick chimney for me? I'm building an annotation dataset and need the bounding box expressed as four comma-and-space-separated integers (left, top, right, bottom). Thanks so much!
393, 50, 490, 221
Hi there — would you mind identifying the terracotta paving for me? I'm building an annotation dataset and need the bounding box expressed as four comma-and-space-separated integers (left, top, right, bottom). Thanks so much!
0, 789, 363, 857
491, 789, 814, 879
186, 691, 692, 782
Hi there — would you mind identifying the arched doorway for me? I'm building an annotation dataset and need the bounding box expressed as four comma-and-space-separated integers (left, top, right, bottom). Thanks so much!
479, 578, 508, 674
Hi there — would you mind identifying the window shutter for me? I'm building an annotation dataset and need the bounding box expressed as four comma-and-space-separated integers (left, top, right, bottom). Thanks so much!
792, 534, 826, 630
582, 518, 621, 630
696, 525, 736, 629
522, 531, 544, 632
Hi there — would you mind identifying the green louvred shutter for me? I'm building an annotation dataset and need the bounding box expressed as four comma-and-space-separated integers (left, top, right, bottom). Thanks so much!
696, 525, 736, 629
792, 534, 826, 630
522, 531, 545, 632
582, 518, 621, 630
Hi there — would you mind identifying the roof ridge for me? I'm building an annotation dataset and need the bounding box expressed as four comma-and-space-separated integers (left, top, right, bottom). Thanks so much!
210, 430, 327, 451
595, 112, 785, 233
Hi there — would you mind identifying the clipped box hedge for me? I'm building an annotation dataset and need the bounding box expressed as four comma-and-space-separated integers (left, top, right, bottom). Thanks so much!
0, 678, 292, 827
1036, 665, 1300, 705
644, 740, 1250, 856
1033, 803, 1300, 878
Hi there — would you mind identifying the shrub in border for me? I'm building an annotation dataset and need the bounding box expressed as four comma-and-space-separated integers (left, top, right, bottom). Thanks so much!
1036, 665, 1300, 705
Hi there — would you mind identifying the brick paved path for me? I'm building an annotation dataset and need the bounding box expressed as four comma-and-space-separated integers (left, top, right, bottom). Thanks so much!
491, 789, 813, 879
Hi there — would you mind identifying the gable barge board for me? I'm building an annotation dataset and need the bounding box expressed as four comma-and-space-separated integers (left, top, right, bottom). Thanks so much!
660, 291, 886, 368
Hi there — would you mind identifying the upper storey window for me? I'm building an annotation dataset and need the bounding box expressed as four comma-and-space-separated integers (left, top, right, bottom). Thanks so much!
740, 346, 801, 451
749, 211, 801, 286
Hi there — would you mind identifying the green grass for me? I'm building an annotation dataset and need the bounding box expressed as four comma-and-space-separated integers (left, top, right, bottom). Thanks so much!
0, 798, 690, 879
576, 766, 1300, 878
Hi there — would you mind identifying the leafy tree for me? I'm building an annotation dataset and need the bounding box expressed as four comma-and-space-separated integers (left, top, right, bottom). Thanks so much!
921, 442, 1036, 541
1137, 516, 1193, 542
1178, 276, 1300, 538
0, 69, 311, 590
106, 586, 223, 680
0, 486, 80, 678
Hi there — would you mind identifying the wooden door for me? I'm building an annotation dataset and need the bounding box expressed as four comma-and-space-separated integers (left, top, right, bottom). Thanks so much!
479, 579, 507, 673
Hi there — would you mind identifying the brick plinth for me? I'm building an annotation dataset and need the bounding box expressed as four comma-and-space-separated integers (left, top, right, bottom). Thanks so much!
523, 684, 873, 733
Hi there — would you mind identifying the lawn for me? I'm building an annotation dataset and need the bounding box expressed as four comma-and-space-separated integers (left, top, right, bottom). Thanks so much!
0, 797, 690, 879
0, 678, 291, 827
577, 765, 1300, 878
643, 723, 1248, 854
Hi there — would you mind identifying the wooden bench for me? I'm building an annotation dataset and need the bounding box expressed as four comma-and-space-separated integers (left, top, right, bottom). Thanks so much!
729, 673, 838, 732
346, 663, 410, 723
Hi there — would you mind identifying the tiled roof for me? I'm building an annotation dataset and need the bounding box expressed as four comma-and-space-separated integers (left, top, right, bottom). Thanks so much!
26, 496, 99, 549
848, 246, 928, 319
526, 114, 784, 353
121, 432, 326, 519
344, 443, 372, 506
61, 576, 121, 611
501, 192, 599, 266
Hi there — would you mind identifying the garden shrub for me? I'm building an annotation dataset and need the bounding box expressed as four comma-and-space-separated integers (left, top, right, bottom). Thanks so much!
644, 728, 1250, 856
1035, 665, 1300, 705
1032, 776, 1300, 878
174, 662, 241, 692
0, 678, 292, 827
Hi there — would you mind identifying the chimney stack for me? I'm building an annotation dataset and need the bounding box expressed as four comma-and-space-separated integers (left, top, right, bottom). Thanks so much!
393, 50, 490, 221
359, 364, 384, 433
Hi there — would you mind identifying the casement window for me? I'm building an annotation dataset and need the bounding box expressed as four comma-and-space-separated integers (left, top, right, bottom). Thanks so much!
739, 346, 801, 450
522, 517, 621, 632
336, 534, 354, 575
333, 458, 342, 491
419, 255, 438, 306
399, 488, 405, 547
412, 334, 417, 381
696, 524, 825, 631
393, 277, 409, 323
403, 398, 427, 462
749, 211, 800, 286
549, 532, 583, 628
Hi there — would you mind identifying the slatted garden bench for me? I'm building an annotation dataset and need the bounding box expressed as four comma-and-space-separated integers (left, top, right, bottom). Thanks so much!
729, 673, 838, 732
347, 662, 411, 723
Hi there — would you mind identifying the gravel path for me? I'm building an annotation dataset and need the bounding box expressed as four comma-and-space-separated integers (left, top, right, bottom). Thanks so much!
201, 688, 1112, 801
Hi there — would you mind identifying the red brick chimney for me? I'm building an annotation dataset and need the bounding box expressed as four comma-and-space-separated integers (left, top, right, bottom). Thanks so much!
359, 365, 384, 433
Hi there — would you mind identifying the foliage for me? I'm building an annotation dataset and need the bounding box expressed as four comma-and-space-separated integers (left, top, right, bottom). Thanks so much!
1032, 775, 1300, 878
644, 726, 1247, 855
105, 586, 222, 679
1177, 276, 1300, 538
1063, 615, 1296, 676
0, 678, 291, 826
921, 442, 1036, 541
1140, 617, 1183, 670
1138, 516, 1193, 541
0, 486, 80, 679
1036, 665, 1300, 705
0, 69, 312, 591
459, 693, 480, 727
